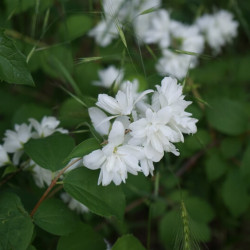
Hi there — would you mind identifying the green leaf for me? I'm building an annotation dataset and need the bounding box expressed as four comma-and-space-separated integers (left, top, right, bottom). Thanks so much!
4, 0, 35, 16
241, 145, 250, 177
0, 30, 34, 86
221, 169, 249, 217
112, 235, 146, 250
33, 198, 79, 236
64, 167, 125, 221
0, 192, 34, 250
184, 197, 214, 224
206, 98, 248, 135
24, 133, 75, 172
64, 138, 100, 163
220, 137, 242, 159
12, 104, 52, 125
205, 153, 228, 181
57, 223, 106, 250
59, 14, 93, 41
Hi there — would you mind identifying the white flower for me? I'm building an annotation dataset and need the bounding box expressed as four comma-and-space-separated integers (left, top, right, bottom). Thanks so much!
156, 49, 195, 79
0, 145, 9, 167
196, 10, 238, 54
133, 0, 162, 42
3, 123, 32, 165
96, 81, 153, 117
30, 160, 54, 188
83, 121, 143, 186
140, 9, 171, 48
29, 116, 68, 138
170, 21, 204, 54
152, 76, 198, 135
88, 20, 118, 47
129, 107, 181, 162
93, 65, 124, 88
61, 192, 89, 214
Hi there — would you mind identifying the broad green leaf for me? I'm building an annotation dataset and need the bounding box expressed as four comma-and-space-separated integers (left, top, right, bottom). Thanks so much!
64, 138, 100, 163
64, 167, 125, 221
33, 198, 79, 236
59, 98, 88, 127
4, 0, 35, 16
206, 98, 247, 135
221, 169, 249, 217
24, 133, 75, 172
57, 223, 105, 250
59, 14, 93, 41
184, 197, 214, 224
0, 192, 34, 250
205, 153, 228, 181
12, 104, 52, 125
112, 235, 146, 250
241, 145, 250, 177
0, 30, 34, 86
220, 137, 242, 159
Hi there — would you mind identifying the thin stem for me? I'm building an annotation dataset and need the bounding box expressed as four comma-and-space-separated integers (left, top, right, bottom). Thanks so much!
154, 171, 160, 196
30, 158, 81, 217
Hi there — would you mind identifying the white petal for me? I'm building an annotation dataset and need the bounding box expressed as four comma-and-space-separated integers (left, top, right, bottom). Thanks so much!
97, 94, 121, 115
83, 150, 106, 170
88, 107, 110, 135
108, 121, 125, 146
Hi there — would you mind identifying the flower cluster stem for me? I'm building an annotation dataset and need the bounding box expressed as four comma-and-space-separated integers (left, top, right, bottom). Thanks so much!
30, 158, 81, 217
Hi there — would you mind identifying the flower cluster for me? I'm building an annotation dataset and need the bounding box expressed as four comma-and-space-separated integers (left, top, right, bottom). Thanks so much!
0, 116, 87, 214
83, 76, 198, 186
89, 0, 238, 79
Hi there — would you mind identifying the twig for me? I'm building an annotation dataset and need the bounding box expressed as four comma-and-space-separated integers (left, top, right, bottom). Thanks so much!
0, 166, 24, 187
30, 158, 81, 217
176, 141, 217, 177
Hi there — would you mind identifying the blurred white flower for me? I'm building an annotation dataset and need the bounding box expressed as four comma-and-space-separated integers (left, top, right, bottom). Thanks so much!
196, 10, 238, 54
30, 160, 54, 188
61, 192, 89, 214
140, 9, 171, 48
29, 116, 68, 138
156, 49, 195, 79
3, 123, 32, 165
83, 121, 143, 185
0, 145, 9, 167
88, 20, 118, 47
170, 20, 204, 54
93, 65, 124, 88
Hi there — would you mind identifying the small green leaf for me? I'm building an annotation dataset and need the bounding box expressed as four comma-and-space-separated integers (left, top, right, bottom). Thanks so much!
0, 30, 34, 86
221, 169, 249, 217
24, 133, 75, 172
0, 192, 34, 250
33, 198, 79, 236
206, 98, 247, 135
59, 14, 93, 41
205, 153, 228, 181
76, 56, 103, 64
112, 235, 146, 250
64, 138, 100, 163
57, 223, 106, 250
115, 22, 127, 48
64, 167, 125, 221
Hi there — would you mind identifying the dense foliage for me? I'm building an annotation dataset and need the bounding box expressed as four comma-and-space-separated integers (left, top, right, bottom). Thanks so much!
0, 0, 249, 249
